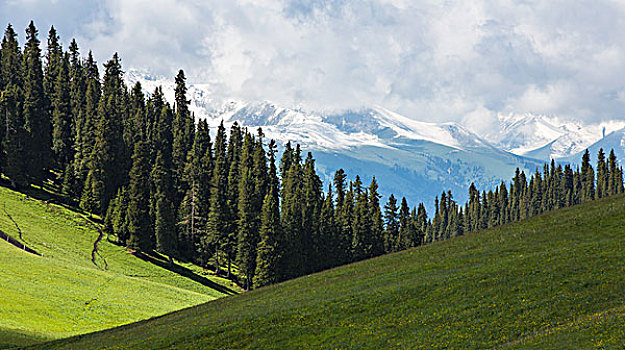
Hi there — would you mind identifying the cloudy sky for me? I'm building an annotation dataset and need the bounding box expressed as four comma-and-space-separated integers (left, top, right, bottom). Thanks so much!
2, 0, 625, 125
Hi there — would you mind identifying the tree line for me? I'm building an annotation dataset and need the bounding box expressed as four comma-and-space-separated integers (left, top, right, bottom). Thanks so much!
1, 22, 623, 290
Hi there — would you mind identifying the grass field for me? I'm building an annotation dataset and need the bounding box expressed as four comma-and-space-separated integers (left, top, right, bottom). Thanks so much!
0, 185, 239, 349
30, 193, 625, 349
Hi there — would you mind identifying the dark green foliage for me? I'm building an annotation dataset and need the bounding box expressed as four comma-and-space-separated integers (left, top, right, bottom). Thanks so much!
253, 140, 281, 287
105, 187, 130, 245
23, 21, 51, 182
81, 54, 127, 214
1, 25, 27, 187
383, 194, 400, 253
178, 119, 212, 263
236, 133, 258, 289
206, 121, 228, 272
127, 140, 153, 251
51, 53, 72, 169
172, 69, 194, 208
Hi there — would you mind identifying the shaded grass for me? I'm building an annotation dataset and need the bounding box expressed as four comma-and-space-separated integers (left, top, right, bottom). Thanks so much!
0, 185, 239, 348
32, 194, 625, 349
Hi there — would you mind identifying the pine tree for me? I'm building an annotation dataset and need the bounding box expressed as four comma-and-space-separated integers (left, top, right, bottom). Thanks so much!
23, 21, 51, 182
383, 194, 399, 253
51, 52, 73, 169
254, 144, 281, 288
206, 121, 228, 273
318, 185, 337, 270
236, 132, 259, 289
71, 51, 99, 196
106, 187, 130, 245
302, 152, 323, 273
367, 177, 384, 257
280, 144, 305, 278
178, 119, 212, 262
153, 151, 177, 262
81, 53, 127, 214
224, 122, 243, 277
44, 26, 62, 113
607, 149, 623, 195
127, 140, 153, 251
596, 148, 607, 199
1, 25, 28, 187
580, 149, 595, 202
351, 176, 370, 260
152, 105, 177, 261
332, 169, 350, 265
172, 69, 194, 207
397, 197, 412, 249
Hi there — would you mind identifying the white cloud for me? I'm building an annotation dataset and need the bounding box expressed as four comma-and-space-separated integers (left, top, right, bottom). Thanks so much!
2, 0, 625, 123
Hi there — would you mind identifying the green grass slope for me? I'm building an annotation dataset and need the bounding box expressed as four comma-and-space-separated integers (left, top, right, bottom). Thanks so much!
32, 194, 625, 349
0, 185, 239, 349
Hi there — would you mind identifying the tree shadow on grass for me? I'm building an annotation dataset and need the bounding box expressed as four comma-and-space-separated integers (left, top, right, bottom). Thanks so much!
131, 250, 239, 296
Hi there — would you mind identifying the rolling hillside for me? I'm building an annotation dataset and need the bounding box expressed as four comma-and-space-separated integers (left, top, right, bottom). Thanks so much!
0, 185, 239, 349
31, 193, 625, 349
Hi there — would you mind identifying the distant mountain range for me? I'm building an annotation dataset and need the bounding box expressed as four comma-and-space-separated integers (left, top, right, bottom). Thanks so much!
126, 69, 625, 206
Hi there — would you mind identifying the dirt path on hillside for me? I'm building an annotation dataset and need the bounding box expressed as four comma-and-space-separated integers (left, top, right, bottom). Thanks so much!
79, 215, 108, 271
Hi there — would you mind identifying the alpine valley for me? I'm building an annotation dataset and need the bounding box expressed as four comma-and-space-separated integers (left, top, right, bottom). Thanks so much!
126, 70, 625, 206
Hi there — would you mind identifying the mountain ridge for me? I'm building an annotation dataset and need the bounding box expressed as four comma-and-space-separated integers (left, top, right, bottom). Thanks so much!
124, 69, 623, 206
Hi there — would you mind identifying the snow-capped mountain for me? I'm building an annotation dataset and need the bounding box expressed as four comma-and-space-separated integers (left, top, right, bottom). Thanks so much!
125, 70, 625, 207
196, 100, 543, 206
475, 113, 625, 161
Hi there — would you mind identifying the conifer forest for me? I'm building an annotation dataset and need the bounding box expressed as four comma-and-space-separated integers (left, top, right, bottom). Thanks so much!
1, 22, 624, 291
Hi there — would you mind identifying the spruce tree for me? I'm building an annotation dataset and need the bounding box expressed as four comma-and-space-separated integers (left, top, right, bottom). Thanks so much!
580, 149, 595, 202
254, 178, 281, 287
318, 185, 337, 270
152, 105, 177, 261
23, 21, 51, 182
172, 69, 194, 207
127, 140, 153, 251
179, 119, 212, 262
607, 149, 623, 195
81, 53, 127, 214
206, 121, 228, 273
369, 177, 385, 256
223, 122, 243, 277
237, 132, 259, 289
1, 25, 28, 187
51, 53, 73, 169
302, 152, 323, 273
596, 148, 607, 199
383, 194, 400, 253
71, 51, 99, 196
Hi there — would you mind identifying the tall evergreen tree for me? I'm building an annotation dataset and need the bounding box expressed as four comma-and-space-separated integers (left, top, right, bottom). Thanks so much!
383, 194, 399, 253
127, 140, 153, 251
51, 53, 72, 169
152, 105, 177, 261
1, 25, 27, 187
596, 148, 607, 199
81, 53, 127, 214
302, 152, 322, 273
172, 69, 194, 207
254, 141, 281, 288
237, 132, 259, 289
580, 149, 595, 202
206, 121, 228, 273
23, 21, 51, 182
